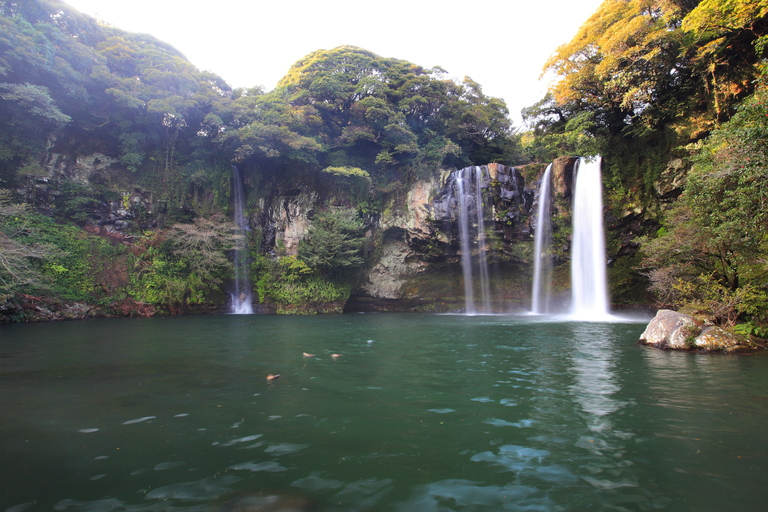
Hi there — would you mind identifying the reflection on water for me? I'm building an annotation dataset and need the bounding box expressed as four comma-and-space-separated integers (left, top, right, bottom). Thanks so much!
1, 314, 767, 511
567, 323, 640, 505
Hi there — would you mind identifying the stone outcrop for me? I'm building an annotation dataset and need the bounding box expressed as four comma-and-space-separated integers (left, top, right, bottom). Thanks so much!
654, 158, 687, 201
640, 309, 760, 352
269, 186, 318, 257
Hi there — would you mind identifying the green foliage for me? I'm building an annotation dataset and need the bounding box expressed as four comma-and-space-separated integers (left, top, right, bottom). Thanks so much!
1, 199, 125, 301
118, 131, 147, 173
321, 166, 372, 204
683, 0, 768, 118
670, 273, 768, 327
298, 208, 365, 277
523, 0, 768, 205
128, 216, 236, 312
252, 255, 350, 306
53, 181, 100, 225
642, 77, 768, 324
0, 191, 55, 297
224, 46, 520, 184
731, 321, 768, 339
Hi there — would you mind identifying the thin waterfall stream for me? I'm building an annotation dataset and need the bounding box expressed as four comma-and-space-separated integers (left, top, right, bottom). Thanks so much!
229, 165, 253, 314
531, 163, 553, 314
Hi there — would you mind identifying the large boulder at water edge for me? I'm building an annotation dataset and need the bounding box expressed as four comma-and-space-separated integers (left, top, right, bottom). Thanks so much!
639, 309, 760, 352
639, 310, 698, 349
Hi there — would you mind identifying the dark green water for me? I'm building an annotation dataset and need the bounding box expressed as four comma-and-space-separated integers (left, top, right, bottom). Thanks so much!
1, 313, 767, 511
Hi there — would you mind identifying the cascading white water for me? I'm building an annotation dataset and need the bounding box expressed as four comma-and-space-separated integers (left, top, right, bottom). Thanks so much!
454, 166, 491, 314
230, 165, 253, 314
456, 175, 476, 314
571, 156, 609, 318
531, 163, 553, 314
474, 168, 492, 312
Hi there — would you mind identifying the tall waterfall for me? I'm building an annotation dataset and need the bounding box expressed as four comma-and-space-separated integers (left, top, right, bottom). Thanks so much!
571, 156, 609, 318
230, 166, 253, 314
531, 163, 553, 314
454, 166, 491, 314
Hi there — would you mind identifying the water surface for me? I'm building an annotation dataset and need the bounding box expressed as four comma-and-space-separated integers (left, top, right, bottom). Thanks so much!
1, 314, 766, 511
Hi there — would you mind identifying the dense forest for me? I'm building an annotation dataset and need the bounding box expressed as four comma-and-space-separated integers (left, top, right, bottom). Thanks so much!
0, 0, 766, 334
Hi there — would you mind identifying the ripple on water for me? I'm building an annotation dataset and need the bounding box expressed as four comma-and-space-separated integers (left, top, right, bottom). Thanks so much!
291, 475, 345, 492
6, 502, 34, 512
153, 461, 185, 471
264, 443, 309, 455
122, 416, 156, 425
427, 408, 455, 414
227, 461, 287, 472
483, 418, 536, 428
54, 498, 123, 512
395, 479, 549, 511
144, 475, 239, 501
331, 478, 394, 509
221, 434, 263, 447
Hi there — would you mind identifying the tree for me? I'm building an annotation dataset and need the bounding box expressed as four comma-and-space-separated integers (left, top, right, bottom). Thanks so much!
298, 208, 365, 277
543, 0, 697, 132
130, 215, 238, 312
682, 0, 768, 119
641, 78, 768, 324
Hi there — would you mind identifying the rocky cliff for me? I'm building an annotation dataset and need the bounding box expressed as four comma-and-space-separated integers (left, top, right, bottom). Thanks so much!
16, 145, 683, 315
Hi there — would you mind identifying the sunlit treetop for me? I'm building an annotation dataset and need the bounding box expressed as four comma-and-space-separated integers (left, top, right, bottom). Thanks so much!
543, 0, 690, 116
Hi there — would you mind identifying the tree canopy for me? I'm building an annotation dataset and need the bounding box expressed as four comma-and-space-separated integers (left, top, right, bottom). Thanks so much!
222, 46, 519, 181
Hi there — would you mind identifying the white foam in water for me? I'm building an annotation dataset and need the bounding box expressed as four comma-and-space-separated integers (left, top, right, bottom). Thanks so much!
78, 428, 99, 433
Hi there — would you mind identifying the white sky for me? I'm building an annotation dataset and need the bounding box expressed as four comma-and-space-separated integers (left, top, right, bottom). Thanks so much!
63, 0, 604, 127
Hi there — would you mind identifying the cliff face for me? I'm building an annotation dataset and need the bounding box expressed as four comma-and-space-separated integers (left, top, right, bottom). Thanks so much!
349, 163, 563, 311
18, 143, 675, 314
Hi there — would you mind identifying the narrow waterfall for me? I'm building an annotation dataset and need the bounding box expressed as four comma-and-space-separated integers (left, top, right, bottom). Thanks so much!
230, 165, 253, 314
454, 166, 491, 314
474, 168, 492, 312
531, 163, 553, 314
571, 156, 609, 318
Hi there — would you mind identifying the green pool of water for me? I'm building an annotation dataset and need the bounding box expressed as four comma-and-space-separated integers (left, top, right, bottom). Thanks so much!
1, 313, 766, 511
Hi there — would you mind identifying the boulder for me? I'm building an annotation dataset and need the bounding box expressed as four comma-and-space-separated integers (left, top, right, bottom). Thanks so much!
692, 325, 755, 353
639, 309, 700, 349
640, 309, 760, 352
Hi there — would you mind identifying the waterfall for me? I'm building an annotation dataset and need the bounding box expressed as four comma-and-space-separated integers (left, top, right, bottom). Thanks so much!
230, 165, 253, 314
531, 163, 553, 314
454, 166, 491, 314
571, 156, 609, 318
474, 168, 492, 312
